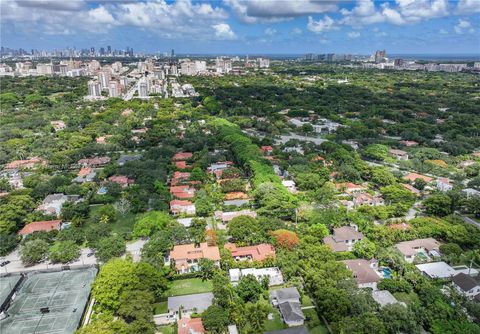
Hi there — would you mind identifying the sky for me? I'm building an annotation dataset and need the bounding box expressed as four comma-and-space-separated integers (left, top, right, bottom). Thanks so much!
1, 0, 479, 55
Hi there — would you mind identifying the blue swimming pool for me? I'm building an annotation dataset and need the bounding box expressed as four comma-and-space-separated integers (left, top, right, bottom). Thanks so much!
382, 268, 392, 279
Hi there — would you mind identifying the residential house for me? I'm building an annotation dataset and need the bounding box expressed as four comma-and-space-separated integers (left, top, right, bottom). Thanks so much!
18, 220, 62, 236
178, 318, 205, 334
415, 262, 457, 279
269, 287, 305, 327
224, 192, 250, 207
167, 243, 220, 274
403, 184, 421, 195
167, 292, 213, 319
5, 157, 47, 170
282, 180, 297, 194
72, 167, 96, 183
171, 171, 191, 186
224, 243, 276, 262
170, 200, 196, 215
403, 172, 433, 184
353, 193, 384, 207
117, 154, 142, 166
400, 140, 419, 147
172, 152, 193, 161
462, 188, 480, 198
96, 135, 113, 144
323, 225, 364, 252
214, 210, 257, 223
335, 182, 366, 195
50, 120, 66, 131
371, 290, 405, 308
229, 267, 284, 286
261, 146, 273, 155
108, 175, 134, 188
395, 238, 441, 263
175, 161, 191, 169
177, 217, 194, 228
37, 193, 79, 216
170, 185, 196, 199
208, 161, 234, 175
452, 273, 480, 299
389, 149, 409, 161
78, 156, 111, 167
436, 178, 453, 192
342, 259, 382, 289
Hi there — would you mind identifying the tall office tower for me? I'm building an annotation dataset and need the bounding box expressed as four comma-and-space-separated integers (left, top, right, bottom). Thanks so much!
99, 71, 111, 90
374, 50, 386, 63
171, 49, 175, 57
258, 58, 270, 68
90, 47, 95, 55
107, 45, 111, 54
88, 81, 101, 97
138, 79, 148, 97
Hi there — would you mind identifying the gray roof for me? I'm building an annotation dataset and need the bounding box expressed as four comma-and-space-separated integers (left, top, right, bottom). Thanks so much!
118, 154, 142, 165
371, 290, 402, 308
167, 292, 213, 312
270, 287, 300, 304
452, 273, 480, 292
278, 301, 305, 323
265, 326, 309, 334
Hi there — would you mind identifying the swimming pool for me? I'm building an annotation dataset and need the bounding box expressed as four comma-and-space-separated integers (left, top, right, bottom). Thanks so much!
382, 267, 392, 279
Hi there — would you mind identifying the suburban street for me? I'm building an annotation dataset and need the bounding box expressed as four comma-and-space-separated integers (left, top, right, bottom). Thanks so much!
0, 240, 147, 274
460, 215, 480, 230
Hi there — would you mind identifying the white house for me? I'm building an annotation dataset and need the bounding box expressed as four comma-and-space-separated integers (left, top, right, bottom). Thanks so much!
229, 267, 284, 286
451, 273, 480, 299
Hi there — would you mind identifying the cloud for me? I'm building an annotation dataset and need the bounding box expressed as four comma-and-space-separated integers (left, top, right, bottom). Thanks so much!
340, 0, 450, 27
307, 15, 338, 33
265, 27, 277, 36
455, 0, 480, 14
347, 31, 361, 39
439, 28, 448, 34
212, 23, 237, 39
224, 0, 339, 23
1, 0, 231, 40
454, 19, 474, 34
292, 27, 303, 35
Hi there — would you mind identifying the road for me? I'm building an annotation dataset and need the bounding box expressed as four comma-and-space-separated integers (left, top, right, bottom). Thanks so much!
1, 248, 97, 274
460, 215, 480, 230
123, 80, 138, 101
0, 239, 147, 274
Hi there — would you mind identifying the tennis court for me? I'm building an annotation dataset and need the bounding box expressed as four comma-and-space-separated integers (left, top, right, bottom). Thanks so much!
0, 275, 23, 311
0, 267, 97, 334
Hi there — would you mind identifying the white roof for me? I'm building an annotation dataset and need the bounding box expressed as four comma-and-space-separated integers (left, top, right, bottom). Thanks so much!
416, 262, 456, 279
371, 290, 404, 308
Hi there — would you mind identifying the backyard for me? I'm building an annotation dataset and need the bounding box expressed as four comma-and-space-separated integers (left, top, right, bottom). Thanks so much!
163, 278, 213, 297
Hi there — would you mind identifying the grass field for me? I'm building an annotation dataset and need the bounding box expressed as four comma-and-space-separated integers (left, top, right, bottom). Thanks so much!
153, 301, 168, 314
304, 308, 329, 334
264, 308, 288, 332
394, 291, 420, 306
87, 206, 138, 235
163, 278, 213, 297
156, 325, 175, 334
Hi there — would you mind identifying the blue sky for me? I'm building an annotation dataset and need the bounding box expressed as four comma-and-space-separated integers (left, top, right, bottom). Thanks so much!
1, 0, 479, 54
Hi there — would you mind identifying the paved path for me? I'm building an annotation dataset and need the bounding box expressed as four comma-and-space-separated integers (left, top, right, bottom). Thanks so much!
460, 215, 480, 230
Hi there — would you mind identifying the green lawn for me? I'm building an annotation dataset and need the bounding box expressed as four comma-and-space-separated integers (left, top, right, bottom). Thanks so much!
264, 308, 288, 332
163, 278, 213, 297
87, 206, 138, 235
301, 295, 314, 307
394, 291, 420, 306
153, 301, 168, 314
156, 325, 175, 334
304, 309, 329, 334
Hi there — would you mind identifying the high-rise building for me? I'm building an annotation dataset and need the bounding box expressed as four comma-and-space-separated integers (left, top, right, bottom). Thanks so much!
258, 58, 270, 68
171, 49, 175, 57
138, 78, 148, 97
107, 45, 111, 54
374, 50, 386, 63
109, 81, 121, 98
36, 63, 54, 75
180, 61, 197, 76
99, 71, 111, 89
215, 57, 232, 74
88, 81, 101, 97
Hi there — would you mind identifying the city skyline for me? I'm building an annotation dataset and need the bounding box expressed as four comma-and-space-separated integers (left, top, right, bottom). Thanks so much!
1, 0, 479, 55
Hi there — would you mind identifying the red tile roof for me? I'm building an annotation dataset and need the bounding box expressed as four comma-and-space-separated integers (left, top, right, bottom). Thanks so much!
18, 220, 61, 235
403, 172, 433, 183
224, 243, 276, 261
108, 175, 134, 185
6, 157, 47, 169
78, 167, 93, 177
172, 152, 193, 161
170, 243, 220, 270
175, 161, 190, 169
224, 192, 249, 200
178, 318, 205, 334
78, 156, 110, 166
